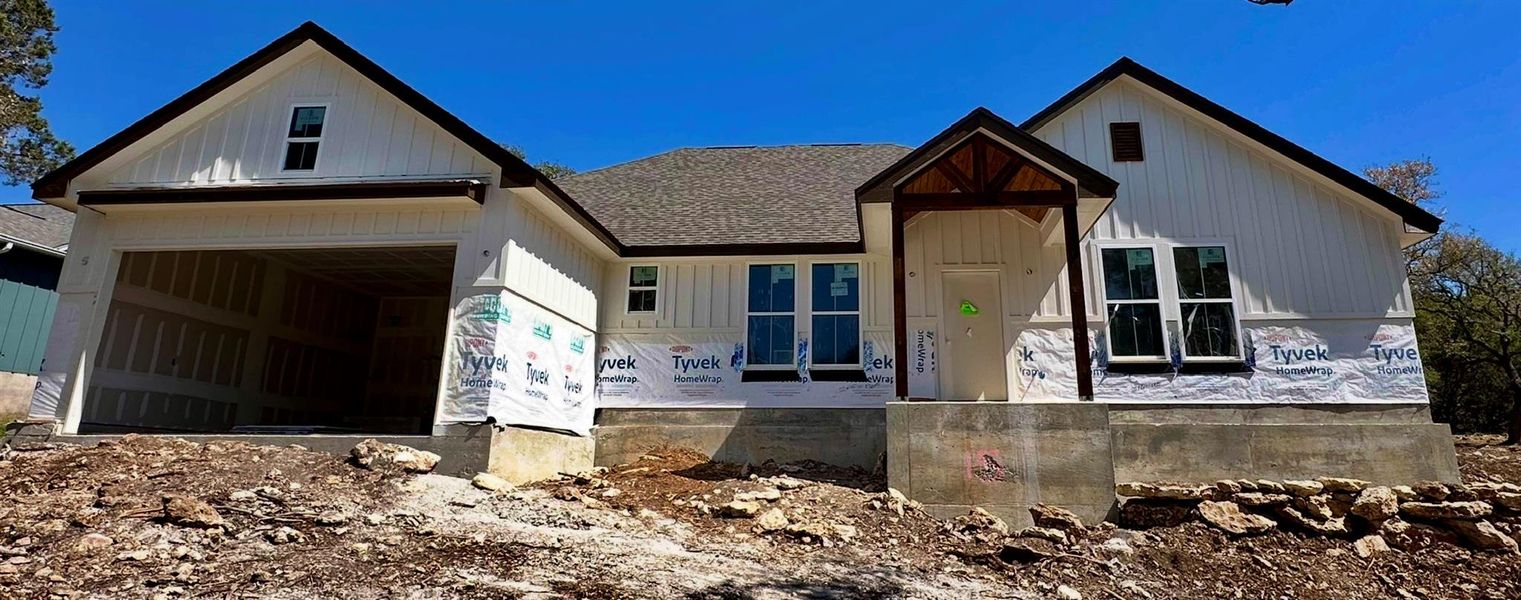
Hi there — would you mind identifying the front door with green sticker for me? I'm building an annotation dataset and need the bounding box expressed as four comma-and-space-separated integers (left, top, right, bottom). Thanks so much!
941, 271, 1006, 400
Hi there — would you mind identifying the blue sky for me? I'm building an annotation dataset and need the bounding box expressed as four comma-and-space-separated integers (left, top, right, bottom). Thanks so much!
8, 1, 1519, 251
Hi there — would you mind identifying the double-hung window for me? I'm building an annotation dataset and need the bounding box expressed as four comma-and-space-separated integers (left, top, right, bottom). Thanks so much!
1172, 246, 1239, 359
1100, 247, 1165, 360
282, 105, 327, 172
626, 266, 658, 314
746, 264, 796, 367
810, 263, 861, 368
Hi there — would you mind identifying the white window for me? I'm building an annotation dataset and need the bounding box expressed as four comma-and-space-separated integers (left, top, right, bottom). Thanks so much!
746, 264, 796, 368
1099, 247, 1166, 361
1171, 246, 1240, 360
626, 266, 658, 314
282, 104, 327, 171
810, 262, 861, 368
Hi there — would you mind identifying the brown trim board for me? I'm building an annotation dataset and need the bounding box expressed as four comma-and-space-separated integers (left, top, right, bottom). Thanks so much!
1021, 57, 1441, 234
77, 181, 488, 206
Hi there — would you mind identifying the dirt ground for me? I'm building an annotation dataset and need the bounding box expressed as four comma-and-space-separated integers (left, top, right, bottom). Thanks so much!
0, 433, 1516, 599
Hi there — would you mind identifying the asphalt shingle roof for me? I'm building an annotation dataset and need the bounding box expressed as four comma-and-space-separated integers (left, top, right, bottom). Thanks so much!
0, 203, 74, 250
558, 144, 911, 248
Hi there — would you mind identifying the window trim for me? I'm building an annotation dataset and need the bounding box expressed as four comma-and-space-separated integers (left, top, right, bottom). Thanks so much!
807, 260, 864, 370
1092, 239, 1246, 365
1170, 242, 1245, 363
281, 102, 330, 173
743, 262, 799, 371
625, 265, 660, 315
1094, 244, 1168, 363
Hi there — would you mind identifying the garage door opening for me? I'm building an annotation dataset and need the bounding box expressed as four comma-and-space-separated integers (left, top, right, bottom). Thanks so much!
80, 246, 455, 435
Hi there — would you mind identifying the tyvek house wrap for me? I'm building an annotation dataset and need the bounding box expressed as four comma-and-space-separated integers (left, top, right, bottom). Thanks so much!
1012, 320, 1428, 402
439, 290, 596, 435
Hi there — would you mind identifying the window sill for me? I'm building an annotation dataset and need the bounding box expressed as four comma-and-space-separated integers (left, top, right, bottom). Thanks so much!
1103, 361, 1250, 375
741, 370, 802, 383
808, 369, 867, 382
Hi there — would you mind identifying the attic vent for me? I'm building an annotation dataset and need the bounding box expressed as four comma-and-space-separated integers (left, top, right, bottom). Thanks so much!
1109, 122, 1144, 162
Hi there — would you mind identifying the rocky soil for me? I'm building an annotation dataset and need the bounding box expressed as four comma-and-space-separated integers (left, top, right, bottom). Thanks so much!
0, 434, 1515, 599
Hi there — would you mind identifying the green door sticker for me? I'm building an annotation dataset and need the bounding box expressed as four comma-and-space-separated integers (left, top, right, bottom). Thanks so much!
959, 300, 980, 316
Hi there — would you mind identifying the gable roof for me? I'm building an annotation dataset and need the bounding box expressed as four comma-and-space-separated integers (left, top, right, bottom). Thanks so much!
33, 22, 546, 197
856, 107, 1119, 204
0, 203, 73, 255
559, 144, 910, 254
1022, 57, 1442, 234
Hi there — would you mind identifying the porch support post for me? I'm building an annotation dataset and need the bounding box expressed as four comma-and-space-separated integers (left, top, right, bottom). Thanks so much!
892, 192, 909, 399
1062, 200, 1094, 400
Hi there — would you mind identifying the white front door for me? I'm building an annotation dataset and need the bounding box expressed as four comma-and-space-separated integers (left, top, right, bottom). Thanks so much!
940, 271, 1007, 400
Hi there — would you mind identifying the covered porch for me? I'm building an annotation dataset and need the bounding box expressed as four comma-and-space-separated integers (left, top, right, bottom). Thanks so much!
857, 108, 1118, 402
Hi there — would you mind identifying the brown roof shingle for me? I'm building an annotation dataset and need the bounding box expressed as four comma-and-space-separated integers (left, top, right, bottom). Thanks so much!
558, 144, 910, 248
0, 203, 74, 250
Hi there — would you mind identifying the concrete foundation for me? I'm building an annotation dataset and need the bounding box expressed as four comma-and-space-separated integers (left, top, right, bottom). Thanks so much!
887, 402, 1117, 528
593, 408, 886, 469
488, 425, 595, 484
0, 371, 36, 419
1108, 404, 1461, 484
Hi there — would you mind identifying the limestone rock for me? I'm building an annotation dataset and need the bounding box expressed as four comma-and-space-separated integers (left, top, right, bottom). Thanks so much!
1030, 503, 1084, 532
74, 533, 114, 552
1327, 493, 1357, 518
734, 488, 782, 503
1234, 493, 1293, 508
719, 500, 763, 518
1493, 492, 1521, 512
954, 507, 1009, 536
1391, 486, 1419, 502
784, 521, 834, 543
999, 539, 1059, 563
831, 523, 859, 542
349, 439, 440, 473
472, 473, 513, 492
1235, 479, 1260, 492
1214, 480, 1243, 495
1017, 526, 1069, 546
1199, 501, 1275, 535
1380, 518, 1459, 552
265, 526, 305, 545
1115, 482, 1207, 500
1400, 501, 1492, 521
1274, 506, 1348, 536
1119, 499, 1195, 529
1351, 487, 1400, 522
162, 495, 225, 529
773, 477, 810, 491
1296, 495, 1336, 521
1057, 584, 1083, 600
1317, 477, 1371, 493
1413, 481, 1451, 501
754, 508, 789, 532
1445, 520, 1519, 553
315, 511, 348, 526
1254, 480, 1287, 494
1354, 535, 1391, 558
1283, 480, 1324, 497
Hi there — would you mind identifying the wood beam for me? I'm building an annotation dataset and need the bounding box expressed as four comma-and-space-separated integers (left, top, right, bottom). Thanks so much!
934, 162, 978, 194
1063, 201, 1094, 400
899, 189, 1075, 210
892, 191, 909, 399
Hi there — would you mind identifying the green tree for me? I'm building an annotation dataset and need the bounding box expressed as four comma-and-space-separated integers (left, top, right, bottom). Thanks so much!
1369, 159, 1521, 442
499, 143, 576, 180
1, 0, 74, 185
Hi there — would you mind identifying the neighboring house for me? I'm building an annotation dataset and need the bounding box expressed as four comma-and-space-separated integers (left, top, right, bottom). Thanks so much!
17, 23, 1458, 519
0, 203, 71, 416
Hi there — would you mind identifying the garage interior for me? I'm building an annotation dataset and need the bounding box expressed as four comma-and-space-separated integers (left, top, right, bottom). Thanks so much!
79, 245, 455, 435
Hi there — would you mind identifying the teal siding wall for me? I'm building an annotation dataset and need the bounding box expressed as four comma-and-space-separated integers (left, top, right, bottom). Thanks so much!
0, 279, 58, 375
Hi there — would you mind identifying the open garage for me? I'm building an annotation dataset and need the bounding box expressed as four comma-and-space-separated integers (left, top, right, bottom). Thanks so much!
79, 245, 454, 435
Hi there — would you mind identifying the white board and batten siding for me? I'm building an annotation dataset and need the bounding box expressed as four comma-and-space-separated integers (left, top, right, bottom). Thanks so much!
1031, 79, 1413, 321
98, 50, 493, 188
599, 256, 894, 336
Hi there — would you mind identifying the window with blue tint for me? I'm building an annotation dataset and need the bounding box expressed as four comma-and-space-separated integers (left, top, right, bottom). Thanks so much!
1172, 246, 1239, 359
746, 265, 795, 366
282, 105, 327, 171
810, 263, 861, 366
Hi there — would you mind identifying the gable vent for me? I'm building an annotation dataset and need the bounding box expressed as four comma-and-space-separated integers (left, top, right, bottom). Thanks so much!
1109, 122, 1144, 162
